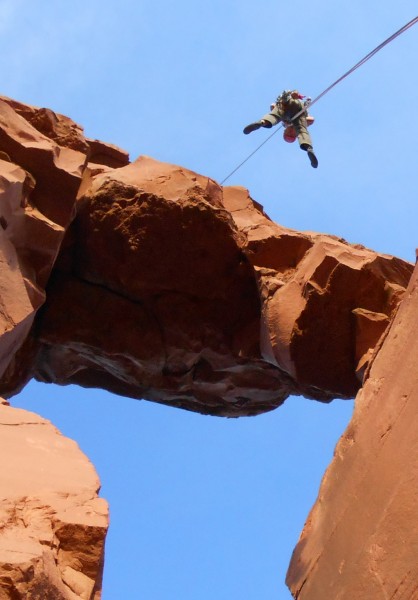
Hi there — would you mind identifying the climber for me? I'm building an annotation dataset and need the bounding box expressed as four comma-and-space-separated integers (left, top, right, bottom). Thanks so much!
243, 90, 318, 168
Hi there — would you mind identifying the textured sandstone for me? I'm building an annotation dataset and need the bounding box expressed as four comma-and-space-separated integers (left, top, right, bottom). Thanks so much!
0, 95, 412, 413
0, 96, 88, 395
0, 399, 107, 599
3, 156, 410, 416
0, 95, 416, 598
222, 186, 410, 396
286, 259, 418, 599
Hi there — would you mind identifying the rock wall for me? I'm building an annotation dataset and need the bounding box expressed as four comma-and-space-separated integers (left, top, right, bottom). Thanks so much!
0, 95, 415, 598
0, 97, 84, 387
287, 258, 418, 599
0, 104, 412, 416
0, 398, 107, 600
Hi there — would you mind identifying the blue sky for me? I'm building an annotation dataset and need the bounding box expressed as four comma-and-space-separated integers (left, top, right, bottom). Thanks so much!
3, 2, 417, 598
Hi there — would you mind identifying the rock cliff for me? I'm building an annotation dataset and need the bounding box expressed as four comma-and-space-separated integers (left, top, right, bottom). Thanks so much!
0, 95, 415, 598
287, 259, 418, 600
0, 398, 107, 600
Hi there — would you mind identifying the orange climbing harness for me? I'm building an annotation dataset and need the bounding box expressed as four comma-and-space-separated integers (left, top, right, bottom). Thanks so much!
221, 16, 418, 184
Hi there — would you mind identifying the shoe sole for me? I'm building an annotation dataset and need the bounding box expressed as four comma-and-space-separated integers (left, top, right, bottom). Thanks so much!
308, 151, 318, 168
243, 123, 261, 134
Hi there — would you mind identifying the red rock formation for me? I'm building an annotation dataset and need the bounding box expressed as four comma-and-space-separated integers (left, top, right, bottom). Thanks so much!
286, 259, 418, 599
0, 95, 87, 394
0, 95, 415, 598
0, 397, 107, 599
0, 95, 412, 413
222, 186, 410, 396
1, 152, 411, 416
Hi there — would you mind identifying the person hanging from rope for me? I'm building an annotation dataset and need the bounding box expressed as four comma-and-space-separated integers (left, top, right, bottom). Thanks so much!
243, 90, 319, 168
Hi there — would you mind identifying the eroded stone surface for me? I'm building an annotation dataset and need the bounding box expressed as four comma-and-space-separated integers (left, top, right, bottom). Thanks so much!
0, 401, 108, 599
0, 96, 88, 396
31, 158, 293, 416
0, 95, 412, 413
21, 159, 411, 416
286, 260, 418, 600
223, 185, 411, 397
0, 95, 416, 598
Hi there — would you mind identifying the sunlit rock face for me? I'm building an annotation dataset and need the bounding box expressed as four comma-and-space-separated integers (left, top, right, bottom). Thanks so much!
286, 260, 418, 600
0, 102, 411, 415
30, 162, 410, 417
0, 95, 415, 599
0, 96, 86, 390
0, 398, 108, 599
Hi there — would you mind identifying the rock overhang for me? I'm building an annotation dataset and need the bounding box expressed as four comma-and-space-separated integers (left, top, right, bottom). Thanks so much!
0, 94, 416, 599
0, 98, 413, 416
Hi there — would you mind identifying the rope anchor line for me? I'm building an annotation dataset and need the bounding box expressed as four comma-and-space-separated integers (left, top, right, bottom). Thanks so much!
220, 15, 418, 185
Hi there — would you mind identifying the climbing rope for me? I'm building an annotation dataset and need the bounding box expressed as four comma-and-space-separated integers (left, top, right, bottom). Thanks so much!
220, 15, 418, 185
